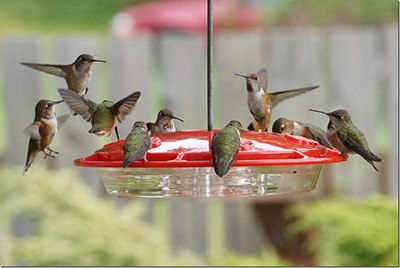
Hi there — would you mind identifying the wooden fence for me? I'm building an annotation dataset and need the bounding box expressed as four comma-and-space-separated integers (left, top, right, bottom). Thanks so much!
0, 25, 397, 256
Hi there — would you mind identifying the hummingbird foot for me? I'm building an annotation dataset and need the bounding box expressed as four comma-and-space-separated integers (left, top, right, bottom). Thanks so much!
43, 148, 59, 159
43, 152, 56, 159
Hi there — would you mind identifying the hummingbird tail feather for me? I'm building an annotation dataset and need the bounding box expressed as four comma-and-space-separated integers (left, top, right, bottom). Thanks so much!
214, 158, 233, 177
24, 152, 38, 175
368, 160, 380, 172
122, 159, 131, 168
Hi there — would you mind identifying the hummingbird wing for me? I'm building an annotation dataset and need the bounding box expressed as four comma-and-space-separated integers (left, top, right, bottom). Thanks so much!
23, 122, 42, 175
269, 86, 319, 109
340, 131, 382, 162
58, 88, 96, 121
257, 68, 268, 91
57, 114, 70, 128
23, 122, 41, 140
24, 138, 40, 175
111, 91, 141, 123
20, 62, 67, 78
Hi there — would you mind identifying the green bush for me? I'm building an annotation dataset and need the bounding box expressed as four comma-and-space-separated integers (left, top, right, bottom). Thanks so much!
0, 167, 288, 266
0, 167, 175, 266
288, 196, 398, 266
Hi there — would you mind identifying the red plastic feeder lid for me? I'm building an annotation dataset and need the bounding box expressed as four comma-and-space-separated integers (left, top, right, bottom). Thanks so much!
74, 130, 346, 168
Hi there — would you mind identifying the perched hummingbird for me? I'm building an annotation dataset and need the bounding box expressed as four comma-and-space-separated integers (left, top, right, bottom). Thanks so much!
58, 88, 141, 140
211, 120, 243, 177
20, 54, 106, 96
309, 108, 382, 171
146, 108, 184, 134
272, 117, 333, 149
235, 68, 319, 132
122, 121, 151, 168
23, 99, 69, 174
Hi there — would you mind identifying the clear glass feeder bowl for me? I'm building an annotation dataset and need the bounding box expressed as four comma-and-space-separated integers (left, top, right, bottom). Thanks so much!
74, 130, 346, 198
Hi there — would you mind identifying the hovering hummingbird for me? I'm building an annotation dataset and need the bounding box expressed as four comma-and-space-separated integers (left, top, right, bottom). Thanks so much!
58, 88, 141, 140
146, 108, 184, 134
23, 99, 69, 174
20, 54, 106, 96
211, 120, 243, 177
122, 121, 151, 168
235, 68, 319, 132
272, 117, 333, 149
309, 108, 382, 171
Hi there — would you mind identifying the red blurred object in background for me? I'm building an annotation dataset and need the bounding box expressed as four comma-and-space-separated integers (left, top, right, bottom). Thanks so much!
111, 0, 264, 36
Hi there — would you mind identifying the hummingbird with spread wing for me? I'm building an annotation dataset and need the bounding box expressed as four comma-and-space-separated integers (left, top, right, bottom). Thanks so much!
58, 88, 141, 140
235, 68, 318, 132
21, 54, 106, 96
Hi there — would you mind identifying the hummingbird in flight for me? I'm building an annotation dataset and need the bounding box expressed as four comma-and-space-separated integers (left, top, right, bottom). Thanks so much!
20, 54, 106, 96
58, 88, 141, 140
211, 120, 243, 177
235, 68, 319, 132
23, 99, 69, 174
272, 117, 333, 149
146, 108, 184, 134
309, 108, 382, 171
123, 121, 151, 168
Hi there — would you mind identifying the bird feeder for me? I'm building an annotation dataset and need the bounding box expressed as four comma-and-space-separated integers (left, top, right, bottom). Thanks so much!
73, 0, 346, 197
74, 130, 345, 197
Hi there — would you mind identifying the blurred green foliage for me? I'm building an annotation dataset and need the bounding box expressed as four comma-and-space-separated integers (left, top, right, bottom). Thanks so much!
0, 0, 148, 34
0, 168, 174, 265
268, 0, 398, 27
0, 167, 286, 266
0, 0, 397, 35
288, 196, 398, 266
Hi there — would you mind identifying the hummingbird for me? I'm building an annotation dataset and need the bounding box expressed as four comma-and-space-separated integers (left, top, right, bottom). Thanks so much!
146, 108, 184, 134
272, 117, 333, 149
20, 54, 106, 96
309, 108, 382, 171
235, 68, 319, 132
23, 99, 69, 174
122, 121, 151, 168
211, 120, 243, 177
58, 88, 141, 140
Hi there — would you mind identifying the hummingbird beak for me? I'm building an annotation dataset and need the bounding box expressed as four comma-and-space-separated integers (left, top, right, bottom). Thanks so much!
309, 109, 328, 115
235, 73, 249, 78
172, 116, 184, 122
53, 100, 64, 105
91, 59, 106, 63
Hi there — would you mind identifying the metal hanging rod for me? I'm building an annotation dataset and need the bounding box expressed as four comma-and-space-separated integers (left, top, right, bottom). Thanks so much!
207, 0, 213, 131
